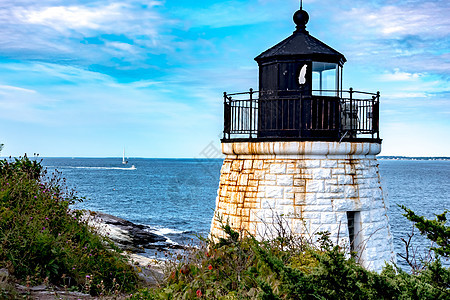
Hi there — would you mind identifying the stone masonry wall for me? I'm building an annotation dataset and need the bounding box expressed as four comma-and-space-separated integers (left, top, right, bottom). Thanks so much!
210, 142, 395, 272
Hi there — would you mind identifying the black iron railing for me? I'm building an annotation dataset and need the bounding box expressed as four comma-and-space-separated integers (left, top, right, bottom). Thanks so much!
223, 89, 380, 142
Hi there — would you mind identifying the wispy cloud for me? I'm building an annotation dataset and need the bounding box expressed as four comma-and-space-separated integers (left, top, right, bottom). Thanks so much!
342, 2, 450, 38
0, 84, 36, 94
0, 1, 169, 77
379, 69, 423, 82
330, 0, 450, 78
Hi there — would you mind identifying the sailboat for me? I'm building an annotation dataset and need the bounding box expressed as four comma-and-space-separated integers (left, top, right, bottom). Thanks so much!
122, 148, 136, 169
122, 148, 128, 165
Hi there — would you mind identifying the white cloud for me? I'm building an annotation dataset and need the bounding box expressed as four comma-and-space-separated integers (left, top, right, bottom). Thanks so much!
341, 3, 450, 38
20, 5, 119, 31
0, 84, 36, 94
383, 92, 427, 99
15, 2, 163, 36
379, 69, 423, 82
0, 1, 169, 71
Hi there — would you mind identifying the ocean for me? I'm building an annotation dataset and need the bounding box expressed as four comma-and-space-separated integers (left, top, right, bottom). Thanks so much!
40, 157, 449, 267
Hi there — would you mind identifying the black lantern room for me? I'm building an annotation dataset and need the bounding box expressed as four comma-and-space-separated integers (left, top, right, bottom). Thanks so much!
222, 8, 380, 142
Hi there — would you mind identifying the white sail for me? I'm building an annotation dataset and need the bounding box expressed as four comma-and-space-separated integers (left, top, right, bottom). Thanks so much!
122, 148, 128, 164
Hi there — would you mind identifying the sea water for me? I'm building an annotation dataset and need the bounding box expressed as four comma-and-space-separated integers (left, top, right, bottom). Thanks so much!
41, 158, 450, 267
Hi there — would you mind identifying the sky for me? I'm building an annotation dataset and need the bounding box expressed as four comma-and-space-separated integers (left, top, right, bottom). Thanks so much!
0, 0, 449, 158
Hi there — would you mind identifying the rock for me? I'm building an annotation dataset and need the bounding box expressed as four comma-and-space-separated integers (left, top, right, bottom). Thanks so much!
0, 268, 8, 283
15, 284, 92, 299
82, 211, 185, 253
127, 253, 165, 287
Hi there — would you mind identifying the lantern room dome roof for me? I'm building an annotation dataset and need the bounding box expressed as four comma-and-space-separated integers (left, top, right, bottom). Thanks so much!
255, 9, 346, 65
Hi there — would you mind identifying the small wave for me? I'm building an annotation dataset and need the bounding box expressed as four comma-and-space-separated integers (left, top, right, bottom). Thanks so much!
151, 227, 186, 235
45, 166, 136, 170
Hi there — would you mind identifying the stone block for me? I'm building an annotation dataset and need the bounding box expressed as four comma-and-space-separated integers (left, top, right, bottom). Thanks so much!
253, 160, 264, 169
358, 188, 373, 199
293, 187, 306, 194
315, 198, 333, 206
373, 188, 383, 200
284, 186, 293, 193
220, 188, 228, 197
237, 185, 247, 192
303, 193, 316, 204
254, 170, 265, 180
317, 192, 338, 200
277, 175, 293, 186
246, 186, 257, 192
332, 168, 346, 175
344, 185, 358, 198
312, 168, 332, 179
221, 162, 231, 173
265, 174, 277, 181
285, 192, 295, 199
238, 174, 249, 186
231, 192, 245, 204
320, 212, 337, 224
243, 160, 253, 169
325, 184, 344, 194
359, 211, 371, 223
332, 199, 355, 211
248, 180, 259, 187
286, 168, 299, 174
278, 198, 293, 206
294, 179, 306, 186
321, 160, 338, 168
302, 212, 321, 221
337, 175, 354, 185
231, 160, 244, 171
303, 205, 333, 212
264, 180, 276, 186
345, 164, 357, 175
306, 180, 325, 193
294, 193, 306, 205
304, 159, 321, 168
270, 164, 286, 174
256, 192, 265, 198
266, 186, 284, 198
230, 171, 239, 181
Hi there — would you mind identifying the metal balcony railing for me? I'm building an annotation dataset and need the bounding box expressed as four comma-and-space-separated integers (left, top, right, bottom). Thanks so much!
222, 88, 380, 142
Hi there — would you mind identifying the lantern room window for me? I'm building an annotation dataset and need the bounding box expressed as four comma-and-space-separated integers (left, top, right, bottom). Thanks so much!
312, 62, 341, 97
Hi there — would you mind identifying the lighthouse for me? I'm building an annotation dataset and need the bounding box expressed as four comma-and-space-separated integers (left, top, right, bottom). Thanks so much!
210, 7, 394, 271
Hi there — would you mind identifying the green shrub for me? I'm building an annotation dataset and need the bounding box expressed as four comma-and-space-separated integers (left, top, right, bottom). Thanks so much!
0, 156, 139, 295
132, 220, 449, 299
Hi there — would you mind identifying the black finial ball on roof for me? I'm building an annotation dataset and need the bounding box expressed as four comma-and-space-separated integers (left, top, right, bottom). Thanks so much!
293, 9, 309, 31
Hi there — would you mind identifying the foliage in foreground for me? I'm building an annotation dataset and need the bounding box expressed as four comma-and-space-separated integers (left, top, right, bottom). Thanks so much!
400, 205, 450, 258
133, 222, 449, 299
0, 156, 139, 295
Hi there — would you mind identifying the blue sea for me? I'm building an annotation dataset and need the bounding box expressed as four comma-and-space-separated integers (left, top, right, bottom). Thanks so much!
40, 157, 449, 267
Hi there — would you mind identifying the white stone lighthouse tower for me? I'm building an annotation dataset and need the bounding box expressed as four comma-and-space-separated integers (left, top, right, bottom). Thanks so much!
210, 7, 394, 272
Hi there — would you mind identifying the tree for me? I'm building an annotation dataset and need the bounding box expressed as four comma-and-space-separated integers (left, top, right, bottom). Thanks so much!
400, 205, 450, 258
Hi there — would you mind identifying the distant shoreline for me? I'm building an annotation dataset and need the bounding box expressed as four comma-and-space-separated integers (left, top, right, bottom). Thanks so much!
378, 156, 450, 161
2, 156, 450, 161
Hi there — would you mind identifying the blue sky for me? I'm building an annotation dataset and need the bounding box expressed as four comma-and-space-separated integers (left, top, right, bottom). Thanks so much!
0, 0, 449, 158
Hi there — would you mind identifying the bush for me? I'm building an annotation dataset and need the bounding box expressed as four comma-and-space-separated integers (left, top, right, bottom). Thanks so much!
0, 156, 139, 295
132, 220, 449, 299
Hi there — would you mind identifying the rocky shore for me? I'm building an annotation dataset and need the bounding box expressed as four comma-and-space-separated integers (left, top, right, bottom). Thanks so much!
84, 210, 185, 253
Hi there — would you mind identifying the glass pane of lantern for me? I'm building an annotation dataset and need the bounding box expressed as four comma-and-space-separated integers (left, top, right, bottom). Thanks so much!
312, 62, 338, 96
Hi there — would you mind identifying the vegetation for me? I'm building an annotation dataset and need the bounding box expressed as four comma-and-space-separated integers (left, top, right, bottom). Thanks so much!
132, 220, 449, 299
400, 205, 449, 258
0, 156, 139, 296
